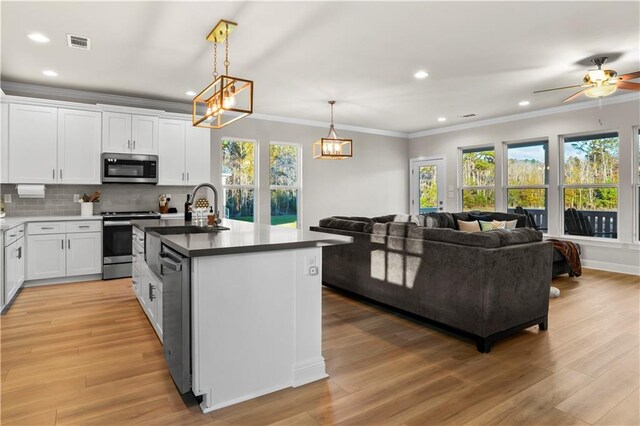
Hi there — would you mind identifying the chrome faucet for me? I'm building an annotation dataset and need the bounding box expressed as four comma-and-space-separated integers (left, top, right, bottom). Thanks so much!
188, 183, 221, 224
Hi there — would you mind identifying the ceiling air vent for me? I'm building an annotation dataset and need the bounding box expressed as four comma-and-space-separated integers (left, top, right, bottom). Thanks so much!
67, 34, 91, 50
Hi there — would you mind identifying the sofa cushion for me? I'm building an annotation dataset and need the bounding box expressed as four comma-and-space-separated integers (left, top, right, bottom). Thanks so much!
388, 222, 417, 237
469, 213, 494, 222
458, 220, 481, 232
332, 215, 373, 223
424, 215, 441, 228
408, 227, 502, 248
318, 217, 368, 232
490, 228, 543, 246
426, 212, 456, 229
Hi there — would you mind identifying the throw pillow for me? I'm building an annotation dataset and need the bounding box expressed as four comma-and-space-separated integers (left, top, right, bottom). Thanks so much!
492, 220, 507, 229
457, 219, 481, 232
479, 220, 496, 231
505, 219, 518, 229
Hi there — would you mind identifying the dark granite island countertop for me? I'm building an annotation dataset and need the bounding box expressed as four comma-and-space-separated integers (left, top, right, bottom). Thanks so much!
131, 218, 353, 257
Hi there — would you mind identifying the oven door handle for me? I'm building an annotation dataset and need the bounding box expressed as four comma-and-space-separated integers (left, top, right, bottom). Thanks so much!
159, 252, 182, 273
104, 221, 132, 226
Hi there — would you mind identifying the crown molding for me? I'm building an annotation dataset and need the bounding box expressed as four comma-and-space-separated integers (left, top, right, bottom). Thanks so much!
408, 92, 640, 139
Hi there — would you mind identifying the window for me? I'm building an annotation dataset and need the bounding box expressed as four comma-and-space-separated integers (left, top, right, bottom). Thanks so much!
221, 138, 257, 222
461, 147, 495, 211
562, 132, 619, 238
506, 141, 549, 230
270, 143, 300, 228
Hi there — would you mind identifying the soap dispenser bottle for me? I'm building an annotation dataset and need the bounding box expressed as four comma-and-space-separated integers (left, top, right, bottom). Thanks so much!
184, 194, 192, 221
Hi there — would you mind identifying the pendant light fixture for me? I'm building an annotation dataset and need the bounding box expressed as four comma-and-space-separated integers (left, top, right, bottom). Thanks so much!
192, 19, 253, 129
313, 101, 353, 160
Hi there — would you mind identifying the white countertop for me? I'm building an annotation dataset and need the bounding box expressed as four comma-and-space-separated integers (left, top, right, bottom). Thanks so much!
0, 215, 102, 231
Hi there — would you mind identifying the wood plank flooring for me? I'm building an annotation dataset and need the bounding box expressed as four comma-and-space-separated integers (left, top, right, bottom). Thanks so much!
1, 269, 638, 425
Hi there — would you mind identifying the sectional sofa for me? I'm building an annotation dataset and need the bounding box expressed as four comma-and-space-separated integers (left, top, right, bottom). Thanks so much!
310, 212, 553, 352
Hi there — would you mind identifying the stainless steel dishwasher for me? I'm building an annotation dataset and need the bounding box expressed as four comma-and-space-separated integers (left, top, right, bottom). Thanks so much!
148, 234, 192, 394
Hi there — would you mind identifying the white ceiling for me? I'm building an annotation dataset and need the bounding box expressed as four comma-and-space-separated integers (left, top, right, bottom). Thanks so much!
1, 1, 639, 133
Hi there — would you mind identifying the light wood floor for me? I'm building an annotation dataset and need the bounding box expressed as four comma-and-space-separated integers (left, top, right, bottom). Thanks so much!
1, 269, 638, 425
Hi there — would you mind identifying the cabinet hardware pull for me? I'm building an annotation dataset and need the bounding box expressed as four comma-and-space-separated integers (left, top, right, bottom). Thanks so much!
128, 140, 131, 149
68, 239, 70, 249
41, 227, 54, 230
52, 169, 55, 179
78, 225, 90, 228
17, 247, 22, 259
133, 140, 136, 150
18, 230, 23, 233
182, 172, 185, 182
8, 234, 16, 238
60, 169, 63, 180
187, 172, 189, 181
149, 283, 155, 301
61, 239, 64, 250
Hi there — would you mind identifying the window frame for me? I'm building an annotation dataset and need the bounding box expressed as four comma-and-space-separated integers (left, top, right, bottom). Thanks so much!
459, 145, 497, 212
269, 141, 302, 229
634, 126, 640, 243
559, 130, 620, 240
220, 136, 259, 223
503, 139, 549, 231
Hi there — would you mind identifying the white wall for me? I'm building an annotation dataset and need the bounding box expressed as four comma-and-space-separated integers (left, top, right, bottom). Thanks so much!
409, 98, 640, 275
210, 119, 409, 230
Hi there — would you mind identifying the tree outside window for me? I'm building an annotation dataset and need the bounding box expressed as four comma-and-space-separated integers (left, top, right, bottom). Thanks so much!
270, 143, 300, 228
461, 148, 495, 211
221, 139, 256, 222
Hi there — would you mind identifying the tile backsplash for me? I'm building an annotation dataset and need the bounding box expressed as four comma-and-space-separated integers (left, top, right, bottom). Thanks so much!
0, 184, 200, 217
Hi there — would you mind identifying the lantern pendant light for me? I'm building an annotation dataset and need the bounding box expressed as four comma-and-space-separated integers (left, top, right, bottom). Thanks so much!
192, 19, 253, 129
313, 101, 353, 160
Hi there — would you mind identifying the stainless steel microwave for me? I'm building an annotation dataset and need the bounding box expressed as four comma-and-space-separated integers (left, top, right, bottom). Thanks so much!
101, 153, 158, 184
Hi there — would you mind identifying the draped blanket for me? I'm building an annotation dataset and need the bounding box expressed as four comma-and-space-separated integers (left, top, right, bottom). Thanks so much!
548, 239, 582, 277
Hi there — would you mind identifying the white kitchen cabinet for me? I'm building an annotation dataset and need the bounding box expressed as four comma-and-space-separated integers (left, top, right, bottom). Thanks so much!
8, 104, 58, 183
185, 124, 211, 184
131, 229, 163, 342
158, 119, 186, 185
158, 118, 210, 185
57, 109, 102, 184
66, 232, 102, 277
1, 102, 9, 183
3, 231, 25, 308
27, 234, 66, 280
102, 112, 158, 154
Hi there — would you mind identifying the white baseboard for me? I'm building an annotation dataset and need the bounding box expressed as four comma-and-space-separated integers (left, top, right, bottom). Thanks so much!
199, 381, 293, 414
581, 260, 640, 276
293, 357, 328, 387
23, 274, 103, 287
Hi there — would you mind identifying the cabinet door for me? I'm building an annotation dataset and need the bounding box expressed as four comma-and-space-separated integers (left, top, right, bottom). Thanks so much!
66, 232, 102, 277
8, 104, 58, 183
131, 115, 158, 154
185, 124, 211, 185
58, 109, 102, 184
102, 112, 132, 153
158, 119, 186, 185
27, 234, 66, 280
4, 243, 16, 304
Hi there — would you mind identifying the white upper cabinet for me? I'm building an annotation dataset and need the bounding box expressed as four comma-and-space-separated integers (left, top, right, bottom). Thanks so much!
8, 104, 58, 183
102, 112, 132, 154
158, 118, 211, 185
131, 115, 159, 154
185, 124, 211, 184
158, 119, 186, 185
102, 112, 158, 154
57, 109, 101, 184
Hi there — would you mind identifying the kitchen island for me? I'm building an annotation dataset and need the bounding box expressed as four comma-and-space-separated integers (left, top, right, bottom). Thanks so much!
131, 218, 352, 413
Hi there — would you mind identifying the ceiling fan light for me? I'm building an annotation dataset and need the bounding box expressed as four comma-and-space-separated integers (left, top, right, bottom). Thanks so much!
585, 83, 617, 98
588, 69, 606, 82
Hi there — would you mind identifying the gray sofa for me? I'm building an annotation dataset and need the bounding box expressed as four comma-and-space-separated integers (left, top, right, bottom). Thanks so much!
310, 212, 553, 353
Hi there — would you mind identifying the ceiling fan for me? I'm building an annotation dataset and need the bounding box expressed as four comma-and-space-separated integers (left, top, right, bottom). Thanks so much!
534, 56, 640, 102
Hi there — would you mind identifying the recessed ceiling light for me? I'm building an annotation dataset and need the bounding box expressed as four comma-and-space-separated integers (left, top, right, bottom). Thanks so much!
28, 33, 50, 43
519, 100, 530, 106
42, 70, 58, 77
186, 91, 196, 96
437, 117, 447, 122
414, 70, 429, 79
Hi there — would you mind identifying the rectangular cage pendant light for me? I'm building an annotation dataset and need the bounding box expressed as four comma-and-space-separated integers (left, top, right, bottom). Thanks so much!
192, 20, 253, 129
312, 101, 353, 160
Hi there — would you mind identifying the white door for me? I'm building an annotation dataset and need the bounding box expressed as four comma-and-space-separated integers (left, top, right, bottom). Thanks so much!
185, 124, 211, 185
58, 109, 102, 184
66, 232, 102, 276
410, 158, 446, 215
102, 112, 132, 153
158, 119, 186, 185
131, 115, 158, 154
27, 234, 67, 280
8, 104, 58, 183
4, 243, 16, 304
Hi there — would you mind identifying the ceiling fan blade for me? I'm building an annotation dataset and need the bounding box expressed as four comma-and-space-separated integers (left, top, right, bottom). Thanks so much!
618, 71, 640, 81
563, 90, 585, 103
534, 84, 583, 94
617, 81, 640, 91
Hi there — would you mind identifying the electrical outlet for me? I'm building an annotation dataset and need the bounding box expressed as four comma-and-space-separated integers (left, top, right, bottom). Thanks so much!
73, 194, 80, 202
308, 266, 319, 276
3, 194, 11, 203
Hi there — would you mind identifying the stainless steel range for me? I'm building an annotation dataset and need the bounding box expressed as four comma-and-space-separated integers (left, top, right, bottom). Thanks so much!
102, 211, 160, 279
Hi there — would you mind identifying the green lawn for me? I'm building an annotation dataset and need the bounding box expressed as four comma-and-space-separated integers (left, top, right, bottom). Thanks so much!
271, 215, 297, 228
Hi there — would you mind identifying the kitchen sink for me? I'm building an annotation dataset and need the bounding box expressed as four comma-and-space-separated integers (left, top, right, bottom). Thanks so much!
149, 225, 230, 236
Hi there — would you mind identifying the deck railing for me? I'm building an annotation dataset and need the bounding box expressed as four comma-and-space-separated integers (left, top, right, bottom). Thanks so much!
507, 208, 617, 238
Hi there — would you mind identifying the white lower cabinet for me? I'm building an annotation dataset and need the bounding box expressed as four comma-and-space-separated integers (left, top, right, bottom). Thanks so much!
3, 229, 25, 309
27, 233, 67, 280
132, 231, 163, 342
27, 221, 102, 281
